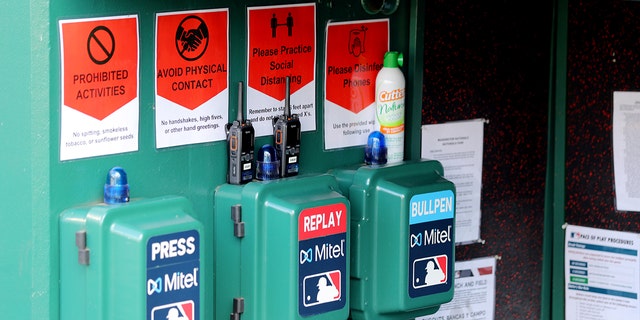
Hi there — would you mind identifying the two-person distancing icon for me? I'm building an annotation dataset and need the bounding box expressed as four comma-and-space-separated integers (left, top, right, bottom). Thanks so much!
270, 12, 294, 38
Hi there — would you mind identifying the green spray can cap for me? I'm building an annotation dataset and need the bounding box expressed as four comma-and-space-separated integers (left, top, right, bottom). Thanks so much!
383, 51, 403, 68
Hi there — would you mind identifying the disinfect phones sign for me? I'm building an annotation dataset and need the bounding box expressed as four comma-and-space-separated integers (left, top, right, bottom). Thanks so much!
298, 203, 347, 316
324, 19, 389, 150
408, 191, 455, 298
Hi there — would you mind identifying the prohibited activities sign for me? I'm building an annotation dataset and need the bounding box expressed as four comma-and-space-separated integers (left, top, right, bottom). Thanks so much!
59, 15, 139, 160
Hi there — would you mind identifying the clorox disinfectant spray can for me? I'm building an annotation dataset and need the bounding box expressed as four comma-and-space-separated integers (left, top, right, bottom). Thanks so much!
375, 51, 405, 164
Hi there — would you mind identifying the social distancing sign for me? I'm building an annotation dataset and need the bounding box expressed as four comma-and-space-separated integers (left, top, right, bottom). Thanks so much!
155, 9, 229, 148
247, 3, 316, 136
59, 15, 139, 161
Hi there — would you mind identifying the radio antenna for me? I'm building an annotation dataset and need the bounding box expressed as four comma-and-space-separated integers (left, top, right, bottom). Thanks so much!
237, 81, 244, 122
284, 76, 291, 118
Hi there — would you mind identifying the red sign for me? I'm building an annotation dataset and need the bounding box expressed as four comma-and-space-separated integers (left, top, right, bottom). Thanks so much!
248, 4, 315, 100
325, 20, 388, 113
156, 10, 228, 110
61, 17, 138, 120
298, 203, 347, 241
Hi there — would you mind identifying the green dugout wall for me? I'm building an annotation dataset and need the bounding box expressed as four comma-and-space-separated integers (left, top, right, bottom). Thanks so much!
7, 0, 631, 319
547, 0, 640, 319
0, 0, 424, 319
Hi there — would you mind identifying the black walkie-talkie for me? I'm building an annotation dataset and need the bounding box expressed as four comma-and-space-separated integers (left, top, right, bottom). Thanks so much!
226, 82, 255, 184
272, 76, 301, 177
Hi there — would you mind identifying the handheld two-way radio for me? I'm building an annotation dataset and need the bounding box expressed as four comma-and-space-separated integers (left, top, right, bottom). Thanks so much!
226, 82, 255, 184
272, 76, 301, 177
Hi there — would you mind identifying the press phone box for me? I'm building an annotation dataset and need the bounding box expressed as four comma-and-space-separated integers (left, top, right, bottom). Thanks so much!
59, 196, 204, 320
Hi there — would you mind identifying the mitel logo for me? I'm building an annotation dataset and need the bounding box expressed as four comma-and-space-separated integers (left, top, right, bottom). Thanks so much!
147, 268, 200, 296
299, 239, 346, 265
300, 248, 313, 264
411, 233, 423, 248
303, 271, 341, 307
151, 300, 194, 320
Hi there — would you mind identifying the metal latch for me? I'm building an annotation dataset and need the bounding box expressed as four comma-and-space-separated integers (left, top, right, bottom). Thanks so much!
231, 204, 245, 238
75, 230, 90, 265
230, 297, 244, 320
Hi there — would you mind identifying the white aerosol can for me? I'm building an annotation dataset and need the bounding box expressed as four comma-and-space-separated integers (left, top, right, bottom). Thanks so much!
375, 51, 405, 164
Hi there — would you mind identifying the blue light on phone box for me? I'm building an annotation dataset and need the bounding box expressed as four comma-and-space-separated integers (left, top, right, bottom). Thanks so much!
104, 166, 130, 204
364, 131, 387, 165
256, 144, 280, 180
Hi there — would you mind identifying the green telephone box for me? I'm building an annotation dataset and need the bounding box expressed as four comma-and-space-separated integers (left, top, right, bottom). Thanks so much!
332, 160, 456, 320
214, 174, 350, 319
59, 196, 204, 320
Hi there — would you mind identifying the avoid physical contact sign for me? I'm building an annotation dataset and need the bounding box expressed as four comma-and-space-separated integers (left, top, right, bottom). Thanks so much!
155, 9, 229, 148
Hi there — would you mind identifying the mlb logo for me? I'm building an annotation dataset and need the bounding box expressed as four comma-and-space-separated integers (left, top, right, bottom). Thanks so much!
303, 270, 341, 307
151, 300, 194, 320
412, 255, 448, 289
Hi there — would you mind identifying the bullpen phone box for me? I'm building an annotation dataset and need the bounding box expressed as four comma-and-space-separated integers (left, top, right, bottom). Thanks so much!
214, 174, 350, 320
331, 160, 456, 320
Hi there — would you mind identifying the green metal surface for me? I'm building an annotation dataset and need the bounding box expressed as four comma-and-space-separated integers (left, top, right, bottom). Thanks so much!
59, 196, 203, 320
214, 174, 350, 319
0, 1, 52, 319
541, 0, 568, 318
0, 0, 425, 319
332, 160, 456, 320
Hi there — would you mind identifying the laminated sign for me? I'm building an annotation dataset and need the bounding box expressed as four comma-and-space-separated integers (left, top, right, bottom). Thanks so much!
247, 3, 316, 136
155, 9, 229, 148
408, 191, 455, 298
59, 15, 139, 160
298, 203, 347, 316
147, 230, 200, 320
324, 19, 389, 150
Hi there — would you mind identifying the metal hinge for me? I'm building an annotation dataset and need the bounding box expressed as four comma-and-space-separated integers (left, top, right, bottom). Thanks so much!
231, 205, 245, 238
230, 297, 244, 320
75, 230, 90, 265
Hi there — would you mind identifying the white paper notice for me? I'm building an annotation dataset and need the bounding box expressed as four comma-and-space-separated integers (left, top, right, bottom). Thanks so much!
416, 256, 497, 320
421, 120, 484, 244
565, 224, 640, 320
613, 91, 640, 212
